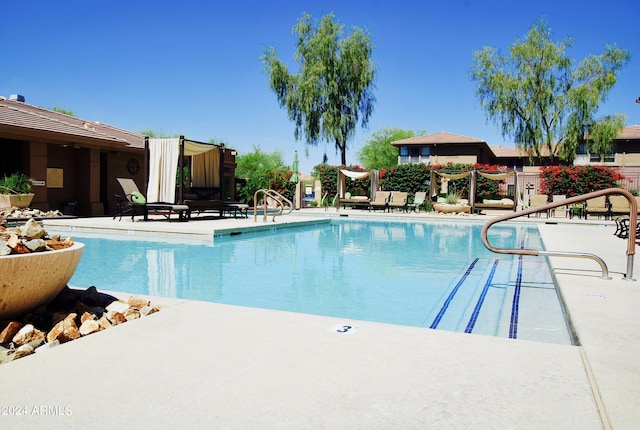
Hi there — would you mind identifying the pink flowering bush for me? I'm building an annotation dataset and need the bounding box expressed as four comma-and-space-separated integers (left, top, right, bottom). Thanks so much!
539, 165, 623, 196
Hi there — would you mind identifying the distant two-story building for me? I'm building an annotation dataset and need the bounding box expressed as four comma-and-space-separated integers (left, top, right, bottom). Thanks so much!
392, 127, 640, 191
392, 127, 640, 169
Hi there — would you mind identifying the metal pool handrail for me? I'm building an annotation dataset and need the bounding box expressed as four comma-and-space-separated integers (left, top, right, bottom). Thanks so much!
481, 188, 637, 280
253, 189, 293, 222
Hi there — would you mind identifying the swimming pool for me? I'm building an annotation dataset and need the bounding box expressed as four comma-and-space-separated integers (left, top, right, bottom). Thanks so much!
56, 219, 571, 345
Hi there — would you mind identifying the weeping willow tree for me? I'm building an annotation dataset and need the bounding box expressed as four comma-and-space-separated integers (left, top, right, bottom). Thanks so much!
261, 13, 376, 166
471, 18, 630, 163
588, 114, 626, 162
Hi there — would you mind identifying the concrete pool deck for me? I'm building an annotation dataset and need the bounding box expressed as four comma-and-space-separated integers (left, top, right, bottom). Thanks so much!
1, 209, 638, 429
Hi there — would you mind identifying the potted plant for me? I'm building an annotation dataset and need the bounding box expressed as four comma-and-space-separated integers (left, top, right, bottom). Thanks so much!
0, 172, 35, 209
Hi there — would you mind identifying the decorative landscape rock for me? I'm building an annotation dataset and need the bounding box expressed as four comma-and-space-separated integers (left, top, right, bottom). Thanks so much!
46, 313, 81, 344
0, 321, 22, 343
12, 324, 46, 348
0, 207, 64, 220
20, 218, 46, 239
79, 319, 101, 336
0, 218, 74, 255
0, 286, 161, 365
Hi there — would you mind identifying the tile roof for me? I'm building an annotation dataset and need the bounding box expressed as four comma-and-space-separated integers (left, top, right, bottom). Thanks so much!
489, 145, 554, 158
492, 125, 640, 157
392, 131, 486, 145
618, 125, 640, 140
0, 98, 144, 148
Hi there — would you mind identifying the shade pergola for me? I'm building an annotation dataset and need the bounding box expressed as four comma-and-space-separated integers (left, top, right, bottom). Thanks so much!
430, 168, 519, 210
145, 136, 224, 204
430, 169, 473, 203
470, 169, 519, 212
337, 169, 380, 200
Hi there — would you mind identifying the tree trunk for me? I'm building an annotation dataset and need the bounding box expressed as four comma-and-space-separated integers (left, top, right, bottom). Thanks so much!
337, 138, 347, 166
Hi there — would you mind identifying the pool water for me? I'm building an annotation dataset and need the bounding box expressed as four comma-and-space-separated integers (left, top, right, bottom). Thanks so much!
57, 219, 571, 344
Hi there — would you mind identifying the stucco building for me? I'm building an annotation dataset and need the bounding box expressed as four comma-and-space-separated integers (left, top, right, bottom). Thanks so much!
0, 96, 236, 216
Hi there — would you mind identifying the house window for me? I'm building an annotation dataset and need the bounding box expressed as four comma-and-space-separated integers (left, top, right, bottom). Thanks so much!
590, 152, 615, 163
409, 147, 420, 164
577, 143, 587, 154
399, 146, 409, 164
400, 146, 429, 164
578, 143, 615, 163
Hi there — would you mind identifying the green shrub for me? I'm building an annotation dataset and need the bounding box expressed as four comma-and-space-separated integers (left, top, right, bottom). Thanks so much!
444, 192, 460, 204
0, 172, 33, 194
380, 164, 431, 195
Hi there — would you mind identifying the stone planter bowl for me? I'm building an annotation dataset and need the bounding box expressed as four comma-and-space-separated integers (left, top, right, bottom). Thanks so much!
432, 203, 471, 214
0, 193, 35, 209
0, 242, 84, 319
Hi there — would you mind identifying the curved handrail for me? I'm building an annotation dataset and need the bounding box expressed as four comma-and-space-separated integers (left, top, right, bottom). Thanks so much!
253, 189, 293, 222
481, 188, 637, 280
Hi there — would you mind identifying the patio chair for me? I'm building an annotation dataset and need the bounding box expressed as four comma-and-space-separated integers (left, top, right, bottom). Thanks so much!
527, 194, 549, 217
115, 178, 190, 222
614, 216, 632, 238
610, 195, 639, 238
551, 195, 568, 218
388, 191, 408, 212
609, 195, 631, 217
408, 192, 427, 212
584, 196, 610, 220
369, 191, 391, 211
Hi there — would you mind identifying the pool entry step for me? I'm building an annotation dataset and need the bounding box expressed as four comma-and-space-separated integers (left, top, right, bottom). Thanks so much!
426, 257, 571, 345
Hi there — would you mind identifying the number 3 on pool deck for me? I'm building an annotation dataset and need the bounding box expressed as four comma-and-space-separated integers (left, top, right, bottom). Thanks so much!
337, 325, 352, 333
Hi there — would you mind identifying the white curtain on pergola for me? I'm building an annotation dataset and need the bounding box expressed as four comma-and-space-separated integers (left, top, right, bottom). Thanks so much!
188, 141, 221, 189
147, 138, 179, 203
146, 138, 222, 203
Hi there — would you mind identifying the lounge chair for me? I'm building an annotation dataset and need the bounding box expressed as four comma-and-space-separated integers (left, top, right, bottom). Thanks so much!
223, 202, 250, 218
338, 192, 370, 210
182, 186, 224, 217
584, 196, 610, 220
369, 191, 391, 211
115, 178, 189, 222
472, 197, 516, 214
527, 194, 549, 217
408, 192, 427, 212
388, 191, 408, 212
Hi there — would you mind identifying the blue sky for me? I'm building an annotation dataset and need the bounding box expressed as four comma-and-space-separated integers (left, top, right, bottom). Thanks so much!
2, 0, 638, 174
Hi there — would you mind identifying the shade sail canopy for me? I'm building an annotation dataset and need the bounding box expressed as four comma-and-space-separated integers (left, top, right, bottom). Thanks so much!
434, 170, 472, 180
477, 170, 516, 180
